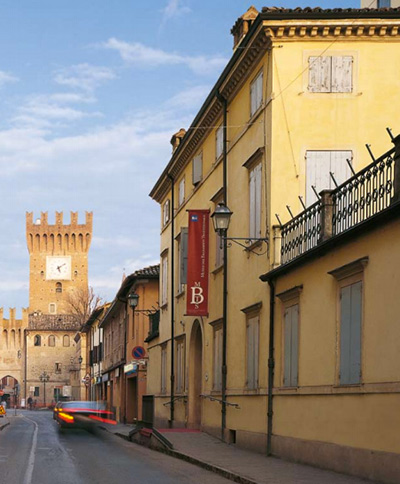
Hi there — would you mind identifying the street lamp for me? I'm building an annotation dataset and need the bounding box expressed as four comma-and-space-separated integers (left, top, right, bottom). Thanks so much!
211, 202, 233, 237
127, 292, 139, 309
78, 356, 83, 366
39, 371, 50, 408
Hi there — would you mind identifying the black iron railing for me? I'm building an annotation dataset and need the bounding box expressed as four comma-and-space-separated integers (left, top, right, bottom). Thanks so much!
280, 200, 321, 264
332, 147, 395, 235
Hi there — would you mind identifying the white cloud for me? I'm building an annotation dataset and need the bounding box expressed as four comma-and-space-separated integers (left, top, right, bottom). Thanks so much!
0, 71, 18, 87
161, 0, 191, 22
103, 38, 227, 76
54, 63, 116, 92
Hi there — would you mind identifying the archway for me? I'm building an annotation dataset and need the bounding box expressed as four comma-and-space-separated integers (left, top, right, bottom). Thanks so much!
188, 319, 203, 428
0, 375, 19, 407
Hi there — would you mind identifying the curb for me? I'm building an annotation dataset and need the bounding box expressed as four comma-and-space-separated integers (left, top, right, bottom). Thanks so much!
104, 426, 258, 484
0, 420, 10, 431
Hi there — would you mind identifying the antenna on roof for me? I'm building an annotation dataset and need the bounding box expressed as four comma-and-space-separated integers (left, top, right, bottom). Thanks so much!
286, 205, 294, 218
298, 196, 306, 210
346, 158, 356, 176
365, 144, 376, 162
311, 185, 320, 200
275, 214, 283, 227
329, 172, 339, 188
386, 127, 394, 141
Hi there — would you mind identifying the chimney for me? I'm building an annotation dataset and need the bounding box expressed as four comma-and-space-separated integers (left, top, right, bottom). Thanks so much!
170, 128, 187, 153
231, 6, 259, 51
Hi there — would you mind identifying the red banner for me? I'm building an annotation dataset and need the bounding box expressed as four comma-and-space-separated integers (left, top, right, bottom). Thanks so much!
186, 210, 210, 316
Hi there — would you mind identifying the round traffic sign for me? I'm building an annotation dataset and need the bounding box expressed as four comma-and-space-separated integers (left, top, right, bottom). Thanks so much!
132, 346, 146, 359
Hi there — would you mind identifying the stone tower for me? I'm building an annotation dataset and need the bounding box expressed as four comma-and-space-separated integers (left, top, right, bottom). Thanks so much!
26, 211, 92, 314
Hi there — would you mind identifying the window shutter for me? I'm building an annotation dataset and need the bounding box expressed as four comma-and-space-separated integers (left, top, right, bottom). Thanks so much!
255, 163, 262, 238
290, 305, 299, 386
330, 151, 352, 187
306, 151, 331, 205
349, 281, 362, 383
283, 308, 292, 386
180, 228, 188, 285
247, 321, 254, 388
340, 285, 352, 384
249, 169, 256, 237
254, 318, 259, 387
332, 56, 353, 93
308, 56, 331, 92
192, 153, 202, 185
216, 126, 223, 160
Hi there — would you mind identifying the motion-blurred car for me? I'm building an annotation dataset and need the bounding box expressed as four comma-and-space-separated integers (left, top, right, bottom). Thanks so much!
53, 401, 61, 420
56, 401, 116, 431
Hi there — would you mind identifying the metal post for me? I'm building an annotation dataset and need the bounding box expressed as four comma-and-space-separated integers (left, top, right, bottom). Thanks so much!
168, 174, 175, 426
391, 134, 400, 202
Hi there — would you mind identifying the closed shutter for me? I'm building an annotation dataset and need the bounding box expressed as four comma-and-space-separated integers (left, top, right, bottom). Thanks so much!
247, 316, 259, 389
249, 168, 256, 237
216, 126, 223, 160
340, 281, 362, 384
214, 328, 222, 391
332, 56, 353, 93
330, 151, 352, 186
308, 56, 331, 92
284, 304, 299, 387
192, 153, 202, 185
254, 163, 262, 238
180, 228, 188, 285
250, 71, 263, 116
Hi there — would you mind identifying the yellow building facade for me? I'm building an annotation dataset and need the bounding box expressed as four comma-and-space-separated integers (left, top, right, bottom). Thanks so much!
148, 5, 400, 474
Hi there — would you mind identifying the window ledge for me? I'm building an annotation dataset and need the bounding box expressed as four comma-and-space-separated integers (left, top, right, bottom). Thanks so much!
160, 303, 168, 310
175, 290, 185, 300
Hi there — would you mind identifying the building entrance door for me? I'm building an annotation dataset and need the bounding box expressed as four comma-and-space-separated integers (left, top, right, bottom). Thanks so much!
188, 320, 203, 428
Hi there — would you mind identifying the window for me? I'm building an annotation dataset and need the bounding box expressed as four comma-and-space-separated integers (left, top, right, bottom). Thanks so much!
55, 362, 62, 374
63, 335, 70, 347
178, 177, 185, 207
34, 335, 41, 346
250, 70, 263, 116
249, 162, 262, 239
283, 304, 299, 387
306, 151, 352, 205
48, 335, 55, 347
163, 199, 170, 227
34, 387, 40, 397
56, 282, 62, 293
216, 125, 223, 160
49, 303, 56, 314
177, 228, 188, 294
176, 339, 185, 393
161, 345, 167, 394
213, 324, 223, 391
378, 0, 391, 6
192, 152, 202, 185
246, 315, 259, 389
340, 281, 362, 385
214, 197, 224, 267
308, 56, 353, 93
161, 253, 168, 306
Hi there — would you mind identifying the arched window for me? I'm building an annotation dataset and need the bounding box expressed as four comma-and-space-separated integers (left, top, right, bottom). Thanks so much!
34, 335, 41, 346
48, 335, 55, 347
63, 335, 70, 347
56, 282, 62, 293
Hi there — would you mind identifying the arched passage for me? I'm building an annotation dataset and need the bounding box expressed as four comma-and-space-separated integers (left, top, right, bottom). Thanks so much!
0, 375, 19, 407
188, 319, 203, 429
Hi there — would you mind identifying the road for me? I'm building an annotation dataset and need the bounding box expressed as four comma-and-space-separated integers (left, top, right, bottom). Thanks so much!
0, 410, 231, 484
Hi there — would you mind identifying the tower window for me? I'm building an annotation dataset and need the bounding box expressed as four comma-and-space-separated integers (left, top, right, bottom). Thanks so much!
48, 335, 55, 347
56, 282, 62, 293
63, 335, 70, 347
49, 303, 56, 314
34, 335, 41, 346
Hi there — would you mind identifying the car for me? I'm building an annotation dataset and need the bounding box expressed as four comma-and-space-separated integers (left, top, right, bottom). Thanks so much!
53, 401, 62, 420
56, 401, 116, 432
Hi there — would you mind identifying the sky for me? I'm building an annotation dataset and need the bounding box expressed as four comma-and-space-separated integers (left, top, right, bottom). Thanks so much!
0, 0, 359, 315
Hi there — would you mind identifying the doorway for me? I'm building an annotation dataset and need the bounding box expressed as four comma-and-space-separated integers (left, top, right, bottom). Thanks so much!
188, 319, 203, 428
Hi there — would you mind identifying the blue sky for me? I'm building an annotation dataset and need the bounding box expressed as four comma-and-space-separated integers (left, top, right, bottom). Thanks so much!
0, 0, 358, 314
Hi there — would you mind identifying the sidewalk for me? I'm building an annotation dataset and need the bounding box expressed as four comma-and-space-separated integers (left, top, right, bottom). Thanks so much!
101, 423, 375, 484
0, 415, 10, 431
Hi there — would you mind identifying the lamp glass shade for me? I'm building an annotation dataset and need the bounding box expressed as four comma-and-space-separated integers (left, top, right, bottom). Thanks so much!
128, 292, 139, 308
211, 203, 232, 232
78, 356, 83, 364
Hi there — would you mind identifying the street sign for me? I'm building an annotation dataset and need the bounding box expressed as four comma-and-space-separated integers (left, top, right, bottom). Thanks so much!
132, 346, 146, 359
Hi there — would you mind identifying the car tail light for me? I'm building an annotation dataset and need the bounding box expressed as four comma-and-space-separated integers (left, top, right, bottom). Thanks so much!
58, 412, 74, 423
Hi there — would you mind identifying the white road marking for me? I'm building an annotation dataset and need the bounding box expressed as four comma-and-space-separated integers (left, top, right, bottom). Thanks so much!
22, 416, 38, 484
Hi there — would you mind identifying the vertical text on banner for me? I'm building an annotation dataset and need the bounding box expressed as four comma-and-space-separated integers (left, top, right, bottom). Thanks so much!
186, 210, 210, 316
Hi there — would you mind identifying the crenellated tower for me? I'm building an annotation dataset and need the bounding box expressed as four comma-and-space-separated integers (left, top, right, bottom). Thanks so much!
26, 211, 93, 314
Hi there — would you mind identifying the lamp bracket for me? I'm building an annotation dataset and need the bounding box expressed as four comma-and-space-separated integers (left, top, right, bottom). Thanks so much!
221, 236, 268, 255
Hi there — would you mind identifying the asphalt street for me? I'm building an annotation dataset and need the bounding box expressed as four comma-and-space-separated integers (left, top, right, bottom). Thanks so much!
0, 410, 231, 484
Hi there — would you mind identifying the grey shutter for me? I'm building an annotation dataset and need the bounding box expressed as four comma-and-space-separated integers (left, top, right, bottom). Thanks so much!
180, 228, 188, 285
306, 151, 331, 205
192, 153, 202, 185
340, 285, 351, 384
330, 151, 352, 187
249, 168, 256, 237
308, 56, 331, 92
349, 282, 362, 383
283, 308, 292, 386
332, 56, 353, 93
254, 318, 259, 387
290, 305, 299, 386
255, 164, 262, 238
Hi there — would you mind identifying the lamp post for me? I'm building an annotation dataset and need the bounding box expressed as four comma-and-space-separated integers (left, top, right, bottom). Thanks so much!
39, 371, 50, 408
211, 202, 232, 441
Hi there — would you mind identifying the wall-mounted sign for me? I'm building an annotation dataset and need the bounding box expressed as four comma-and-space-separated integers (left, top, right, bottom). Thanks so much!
132, 346, 146, 359
102, 373, 109, 382
124, 362, 138, 375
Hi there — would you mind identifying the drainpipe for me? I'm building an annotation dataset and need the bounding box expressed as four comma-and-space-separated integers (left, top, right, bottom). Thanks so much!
267, 279, 275, 456
168, 174, 175, 426
24, 329, 28, 401
217, 90, 228, 441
